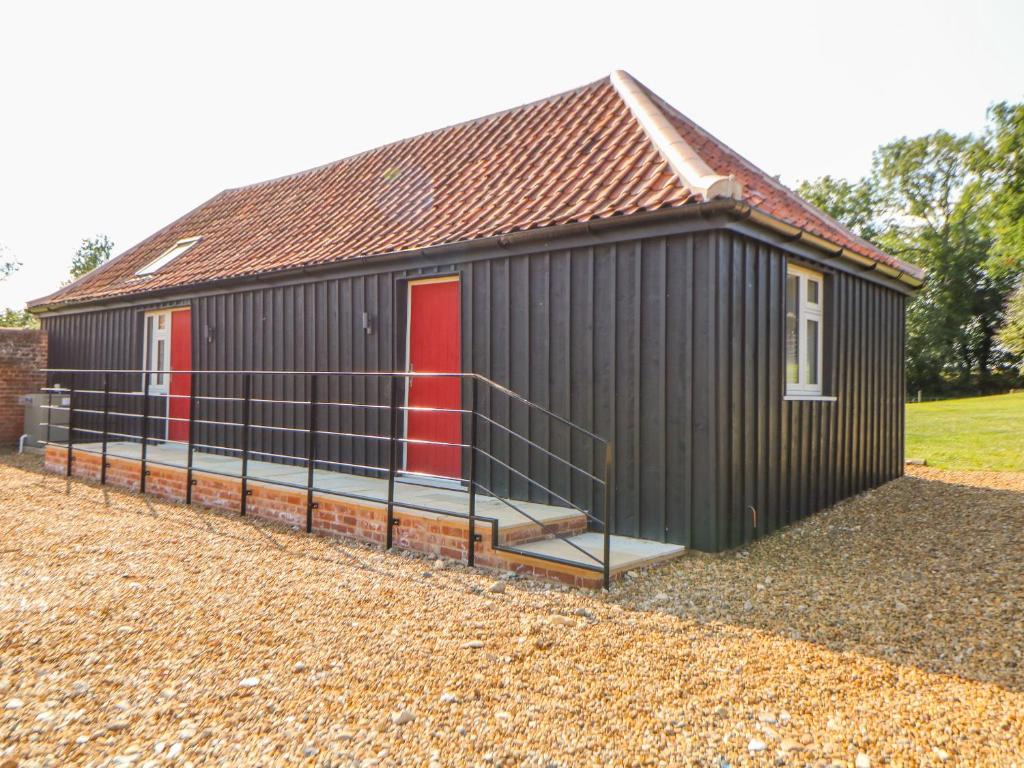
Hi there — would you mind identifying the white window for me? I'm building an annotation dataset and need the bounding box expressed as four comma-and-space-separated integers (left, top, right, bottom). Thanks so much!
136, 236, 201, 276
785, 264, 824, 397
143, 310, 171, 394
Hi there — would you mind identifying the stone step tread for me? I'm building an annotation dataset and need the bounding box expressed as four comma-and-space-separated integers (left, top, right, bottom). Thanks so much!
507, 532, 686, 574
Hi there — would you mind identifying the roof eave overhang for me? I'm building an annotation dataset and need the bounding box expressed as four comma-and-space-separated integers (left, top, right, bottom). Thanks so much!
736, 205, 924, 288
29, 200, 922, 317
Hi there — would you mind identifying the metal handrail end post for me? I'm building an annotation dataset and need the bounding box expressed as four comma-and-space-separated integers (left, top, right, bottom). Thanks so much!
386, 374, 398, 549
305, 373, 319, 533
467, 376, 478, 567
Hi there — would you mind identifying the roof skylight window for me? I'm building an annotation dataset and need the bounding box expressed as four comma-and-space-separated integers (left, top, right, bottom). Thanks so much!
136, 236, 202, 276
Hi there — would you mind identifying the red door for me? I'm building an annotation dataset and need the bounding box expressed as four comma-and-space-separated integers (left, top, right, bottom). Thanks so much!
405, 278, 461, 479
168, 308, 192, 443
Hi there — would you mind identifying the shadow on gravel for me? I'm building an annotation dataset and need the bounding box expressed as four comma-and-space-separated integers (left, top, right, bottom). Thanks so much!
1, 451, 392, 580
612, 471, 1024, 692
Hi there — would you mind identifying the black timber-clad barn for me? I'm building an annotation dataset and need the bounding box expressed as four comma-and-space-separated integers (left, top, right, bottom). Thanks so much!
30, 71, 923, 552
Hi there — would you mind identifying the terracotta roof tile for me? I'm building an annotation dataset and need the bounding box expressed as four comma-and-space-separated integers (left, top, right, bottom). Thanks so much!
34, 74, 919, 309
643, 85, 921, 278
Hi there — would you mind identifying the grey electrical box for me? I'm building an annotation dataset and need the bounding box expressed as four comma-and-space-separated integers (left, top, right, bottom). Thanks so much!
21, 392, 68, 451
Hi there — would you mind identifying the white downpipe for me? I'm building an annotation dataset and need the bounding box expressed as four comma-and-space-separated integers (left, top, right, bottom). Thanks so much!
609, 70, 743, 201
18, 434, 29, 454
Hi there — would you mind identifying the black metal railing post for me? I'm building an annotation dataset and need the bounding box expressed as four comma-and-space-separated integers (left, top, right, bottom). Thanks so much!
386, 374, 399, 549
100, 372, 110, 485
65, 373, 76, 477
45, 375, 53, 446
305, 373, 319, 533
140, 375, 150, 493
239, 373, 252, 516
186, 372, 198, 505
602, 440, 614, 591
467, 376, 479, 566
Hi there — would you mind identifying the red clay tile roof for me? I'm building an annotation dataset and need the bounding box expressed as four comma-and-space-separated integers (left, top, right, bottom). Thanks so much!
32, 74, 920, 309
644, 86, 917, 276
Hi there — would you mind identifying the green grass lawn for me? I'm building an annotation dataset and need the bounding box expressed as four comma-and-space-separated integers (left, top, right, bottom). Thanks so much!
905, 391, 1024, 471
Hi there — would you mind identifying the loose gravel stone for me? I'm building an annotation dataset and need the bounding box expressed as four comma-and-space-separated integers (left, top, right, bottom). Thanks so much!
0, 453, 1020, 766
392, 709, 415, 726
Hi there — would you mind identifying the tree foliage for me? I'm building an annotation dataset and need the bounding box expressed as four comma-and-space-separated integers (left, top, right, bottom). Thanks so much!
0, 244, 33, 327
0, 244, 19, 281
799, 108, 1024, 397
0, 308, 38, 328
998, 282, 1024, 362
69, 235, 114, 281
982, 102, 1024, 279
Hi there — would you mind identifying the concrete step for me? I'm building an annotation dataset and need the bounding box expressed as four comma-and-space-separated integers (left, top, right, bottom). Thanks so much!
506, 532, 686, 575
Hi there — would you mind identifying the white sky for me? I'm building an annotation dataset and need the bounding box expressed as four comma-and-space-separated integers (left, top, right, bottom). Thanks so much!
1, 0, 1021, 309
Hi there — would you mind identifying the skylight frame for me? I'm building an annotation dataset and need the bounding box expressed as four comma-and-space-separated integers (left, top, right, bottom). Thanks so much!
136, 236, 202, 276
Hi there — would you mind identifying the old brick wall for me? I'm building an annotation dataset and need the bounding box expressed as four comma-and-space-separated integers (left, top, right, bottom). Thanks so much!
0, 329, 48, 445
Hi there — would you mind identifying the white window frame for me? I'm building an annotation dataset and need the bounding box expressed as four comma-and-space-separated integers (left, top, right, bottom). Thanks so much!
136, 236, 201, 276
785, 264, 825, 398
143, 309, 172, 395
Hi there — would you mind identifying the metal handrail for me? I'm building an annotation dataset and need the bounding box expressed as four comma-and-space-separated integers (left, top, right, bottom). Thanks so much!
42, 368, 608, 444
42, 368, 615, 588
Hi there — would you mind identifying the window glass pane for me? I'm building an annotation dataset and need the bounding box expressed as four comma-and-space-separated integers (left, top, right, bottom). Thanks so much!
807, 279, 819, 304
157, 314, 166, 330
786, 274, 800, 384
806, 319, 819, 386
156, 339, 165, 386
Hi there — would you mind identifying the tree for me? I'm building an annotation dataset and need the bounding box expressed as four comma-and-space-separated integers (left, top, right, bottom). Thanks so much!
0, 244, 19, 281
0, 308, 38, 328
69, 235, 114, 281
796, 175, 880, 241
982, 101, 1024, 279
0, 244, 33, 327
800, 125, 1022, 396
998, 282, 1024, 362
873, 131, 1008, 393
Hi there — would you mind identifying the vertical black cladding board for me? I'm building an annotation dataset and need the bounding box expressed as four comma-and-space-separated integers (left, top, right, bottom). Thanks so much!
689, 232, 719, 551
529, 253, 551, 502
470, 260, 492, 489
638, 238, 668, 541
490, 258, 512, 498
508, 255, 531, 500
549, 251, 572, 506
569, 248, 597, 516
664, 236, 694, 548
744, 241, 757, 538
592, 243, 617, 531
716, 236, 733, 551
613, 241, 640, 537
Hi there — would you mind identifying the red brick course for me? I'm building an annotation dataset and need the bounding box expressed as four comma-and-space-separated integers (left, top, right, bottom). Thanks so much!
45, 445, 603, 588
0, 329, 47, 446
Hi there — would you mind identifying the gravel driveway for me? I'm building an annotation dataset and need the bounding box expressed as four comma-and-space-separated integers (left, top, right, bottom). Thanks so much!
0, 454, 1021, 767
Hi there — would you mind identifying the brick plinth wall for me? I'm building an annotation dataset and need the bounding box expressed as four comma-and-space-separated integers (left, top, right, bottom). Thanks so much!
0, 329, 47, 446
44, 445, 603, 588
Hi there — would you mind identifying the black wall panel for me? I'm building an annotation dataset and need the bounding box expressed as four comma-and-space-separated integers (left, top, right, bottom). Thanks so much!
42, 227, 906, 551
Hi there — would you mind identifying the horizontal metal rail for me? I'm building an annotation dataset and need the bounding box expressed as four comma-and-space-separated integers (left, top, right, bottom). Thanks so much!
475, 411, 605, 485
473, 447, 602, 527
42, 368, 607, 445
42, 367, 614, 589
